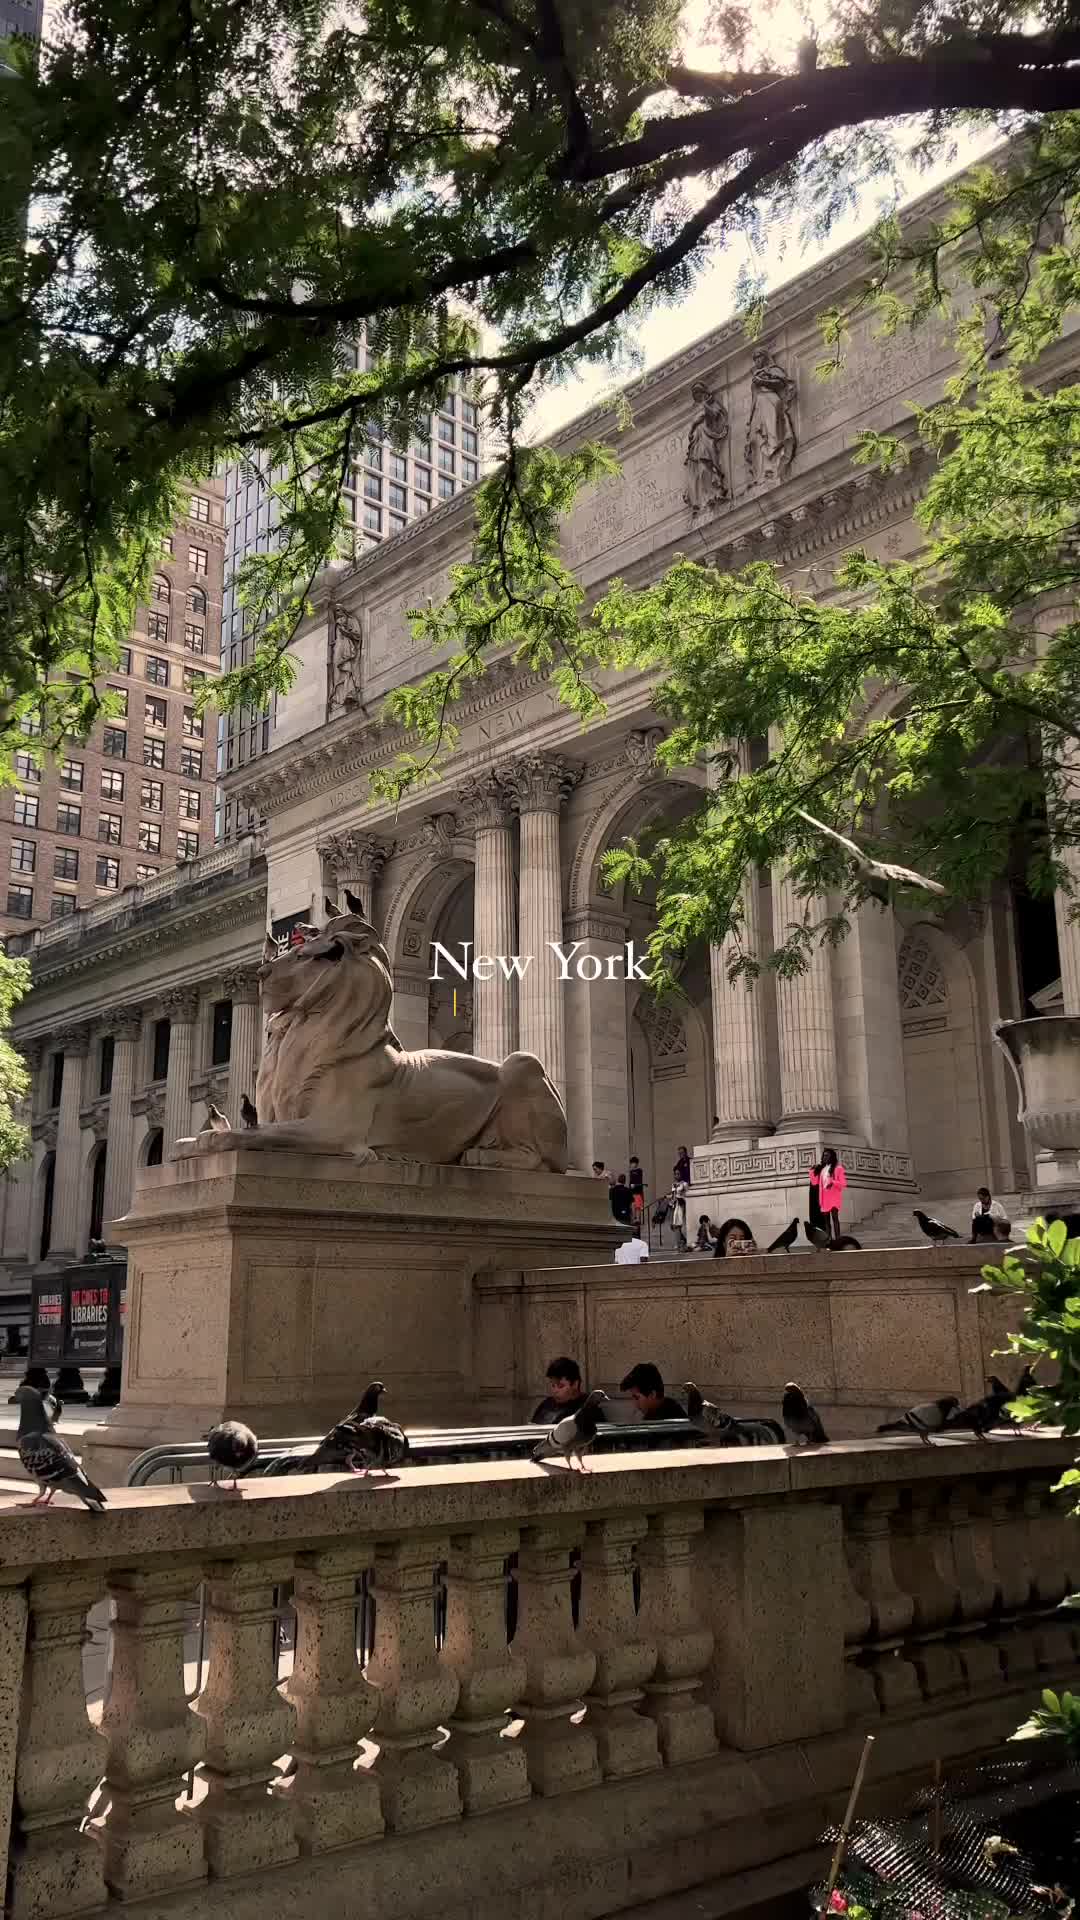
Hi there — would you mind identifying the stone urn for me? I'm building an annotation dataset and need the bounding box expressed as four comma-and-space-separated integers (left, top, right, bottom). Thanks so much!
994, 1016, 1080, 1150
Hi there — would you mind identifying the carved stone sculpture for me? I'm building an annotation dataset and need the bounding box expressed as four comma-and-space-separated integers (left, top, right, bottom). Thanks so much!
744, 347, 798, 486
683, 382, 730, 515
326, 603, 365, 719
175, 912, 568, 1172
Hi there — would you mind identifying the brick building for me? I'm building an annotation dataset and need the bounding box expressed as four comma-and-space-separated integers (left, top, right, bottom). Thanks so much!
0, 477, 225, 939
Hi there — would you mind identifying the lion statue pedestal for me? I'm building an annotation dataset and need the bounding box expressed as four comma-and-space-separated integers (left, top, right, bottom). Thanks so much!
81, 1148, 618, 1485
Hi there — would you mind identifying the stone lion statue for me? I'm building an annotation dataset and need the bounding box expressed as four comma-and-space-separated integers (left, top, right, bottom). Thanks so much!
177, 912, 568, 1172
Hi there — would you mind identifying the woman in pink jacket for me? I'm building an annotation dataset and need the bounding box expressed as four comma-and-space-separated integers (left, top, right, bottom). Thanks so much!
809, 1149, 847, 1244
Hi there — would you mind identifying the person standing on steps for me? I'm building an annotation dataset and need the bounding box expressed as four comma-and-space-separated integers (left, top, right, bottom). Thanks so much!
809, 1149, 847, 1245
628, 1155, 646, 1225
674, 1145, 692, 1185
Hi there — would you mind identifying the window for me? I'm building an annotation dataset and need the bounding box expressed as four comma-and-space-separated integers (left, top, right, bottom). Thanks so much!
463, 427, 478, 455
108, 686, 129, 716
442, 391, 456, 416
143, 736, 165, 769
438, 446, 455, 473
438, 473, 454, 499
211, 998, 232, 1065
364, 442, 383, 470
438, 416, 455, 444
179, 787, 200, 820
180, 746, 202, 779
14, 752, 39, 784
463, 458, 478, 484
19, 712, 41, 738
145, 695, 167, 729
60, 759, 83, 791
10, 839, 35, 874
100, 768, 124, 801
161, 534, 173, 557
414, 497, 430, 516
363, 472, 382, 502
183, 707, 203, 739
135, 863, 159, 883
103, 726, 127, 758
145, 653, 169, 685
183, 666, 205, 693
190, 493, 211, 522
462, 398, 478, 427
14, 793, 38, 828
50, 893, 77, 919
54, 848, 79, 881
389, 515, 406, 538
118, 645, 132, 672
186, 585, 207, 615
390, 453, 408, 482
152, 574, 171, 603
140, 778, 163, 812
95, 855, 120, 889
363, 507, 381, 534
6, 884, 32, 919
98, 1036, 114, 1096
151, 1017, 170, 1081
389, 482, 407, 513
138, 821, 161, 854
184, 622, 205, 653
56, 802, 82, 835
97, 812, 122, 845
188, 545, 208, 576
177, 830, 199, 862
413, 436, 430, 462
415, 465, 431, 493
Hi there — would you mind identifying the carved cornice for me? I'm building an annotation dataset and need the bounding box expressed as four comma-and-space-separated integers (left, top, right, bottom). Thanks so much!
25, 885, 266, 990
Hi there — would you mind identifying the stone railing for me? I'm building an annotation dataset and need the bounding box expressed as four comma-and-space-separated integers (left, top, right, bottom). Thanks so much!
8, 835, 265, 960
1, 1438, 1077, 1920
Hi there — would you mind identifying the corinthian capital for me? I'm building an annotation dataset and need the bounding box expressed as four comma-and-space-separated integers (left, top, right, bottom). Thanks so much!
502, 752, 582, 815
53, 1025, 89, 1058
158, 988, 200, 1024
319, 829, 392, 885
459, 772, 514, 834
221, 967, 261, 1005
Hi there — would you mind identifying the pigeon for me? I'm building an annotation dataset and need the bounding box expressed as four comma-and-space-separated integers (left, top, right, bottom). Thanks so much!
804, 1218, 831, 1251
240, 1094, 258, 1129
876, 1396, 959, 1443
682, 1383, 784, 1445
795, 809, 947, 898
781, 1381, 829, 1446
324, 895, 339, 919
13, 1385, 107, 1511
205, 1101, 232, 1133
914, 1209, 960, 1243
207, 1419, 258, 1491
944, 1375, 1022, 1439
344, 887, 366, 916
767, 1218, 799, 1253
308, 1381, 409, 1476
532, 1389, 609, 1471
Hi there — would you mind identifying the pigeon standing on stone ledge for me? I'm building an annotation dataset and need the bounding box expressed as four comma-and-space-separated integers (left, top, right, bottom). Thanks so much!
782, 1381, 829, 1446
766, 1218, 799, 1253
240, 1094, 258, 1129
533, 1389, 610, 1471
207, 1420, 258, 1490
206, 1101, 232, 1133
915, 1209, 960, 1243
876, 1396, 959, 1443
14, 1385, 107, 1511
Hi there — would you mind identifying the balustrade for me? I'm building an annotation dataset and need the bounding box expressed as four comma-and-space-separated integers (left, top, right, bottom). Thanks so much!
0, 1443, 1071, 1919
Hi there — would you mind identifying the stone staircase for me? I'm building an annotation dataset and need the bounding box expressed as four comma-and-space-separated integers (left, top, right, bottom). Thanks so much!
852, 1189, 1033, 1249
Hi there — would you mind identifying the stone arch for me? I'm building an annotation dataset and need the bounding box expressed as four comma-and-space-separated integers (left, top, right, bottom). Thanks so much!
567, 768, 699, 912
139, 1127, 164, 1168
628, 990, 710, 1198
382, 849, 474, 971
898, 923, 989, 1195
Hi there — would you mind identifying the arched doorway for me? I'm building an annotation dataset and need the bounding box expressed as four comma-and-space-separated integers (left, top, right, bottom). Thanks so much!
88, 1143, 108, 1243
899, 927, 989, 1196
144, 1129, 164, 1167
38, 1152, 55, 1261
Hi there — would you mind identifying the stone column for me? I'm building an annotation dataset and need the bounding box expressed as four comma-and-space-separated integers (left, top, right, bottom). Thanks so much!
562, 909, 631, 1172
709, 747, 772, 1139
161, 990, 198, 1153
47, 1026, 89, 1261
770, 866, 843, 1129
460, 773, 517, 1063
223, 969, 260, 1127
319, 830, 392, 922
504, 753, 581, 1103
1054, 845, 1080, 1014
101, 1012, 142, 1242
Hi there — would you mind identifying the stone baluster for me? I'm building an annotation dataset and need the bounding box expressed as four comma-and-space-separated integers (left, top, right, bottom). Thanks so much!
8, 1573, 106, 1919
365, 1536, 461, 1831
769, 867, 843, 1129
460, 774, 517, 1063
838, 1500, 879, 1722
91, 1568, 205, 1899
579, 1516, 659, 1778
320, 831, 391, 921
844, 1489, 920, 1712
223, 970, 260, 1129
440, 1527, 529, 1814
512, 1521, 599, 1795
1019, 1477, 1074, 1671
889, 1486, 963, 1699
709, 746, 772, 1139
978, 1478, 1040, 1685
100, 1011, 142, 1241
161, 989, 199, 1152
276, 1547, 383, 1852
504, 754, 581, 1105
633, 1508, 717, 1763
937, 1484, 1001, 1696
48, 1026, 88, 1260
189, 1557, 298, 1876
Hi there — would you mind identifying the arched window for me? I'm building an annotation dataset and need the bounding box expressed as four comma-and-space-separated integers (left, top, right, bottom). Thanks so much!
89, 1144, 108, 1242
152, 574, 171, 603
186, 585, 207, 616
39, 1153, 56, 1260
146, 1129, 164, 1166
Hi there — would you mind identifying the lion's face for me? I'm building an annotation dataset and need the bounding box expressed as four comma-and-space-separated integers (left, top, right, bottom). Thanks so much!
258, 915, 394, 1021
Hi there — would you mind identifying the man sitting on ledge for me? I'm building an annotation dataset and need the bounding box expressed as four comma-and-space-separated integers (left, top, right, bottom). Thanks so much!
531, 1356, 589, 1423
620, 1362, 686, 1422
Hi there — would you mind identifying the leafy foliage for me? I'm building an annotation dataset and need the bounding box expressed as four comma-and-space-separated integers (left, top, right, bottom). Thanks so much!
6, 1, 1080, 777
0, 957, 30, 1175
